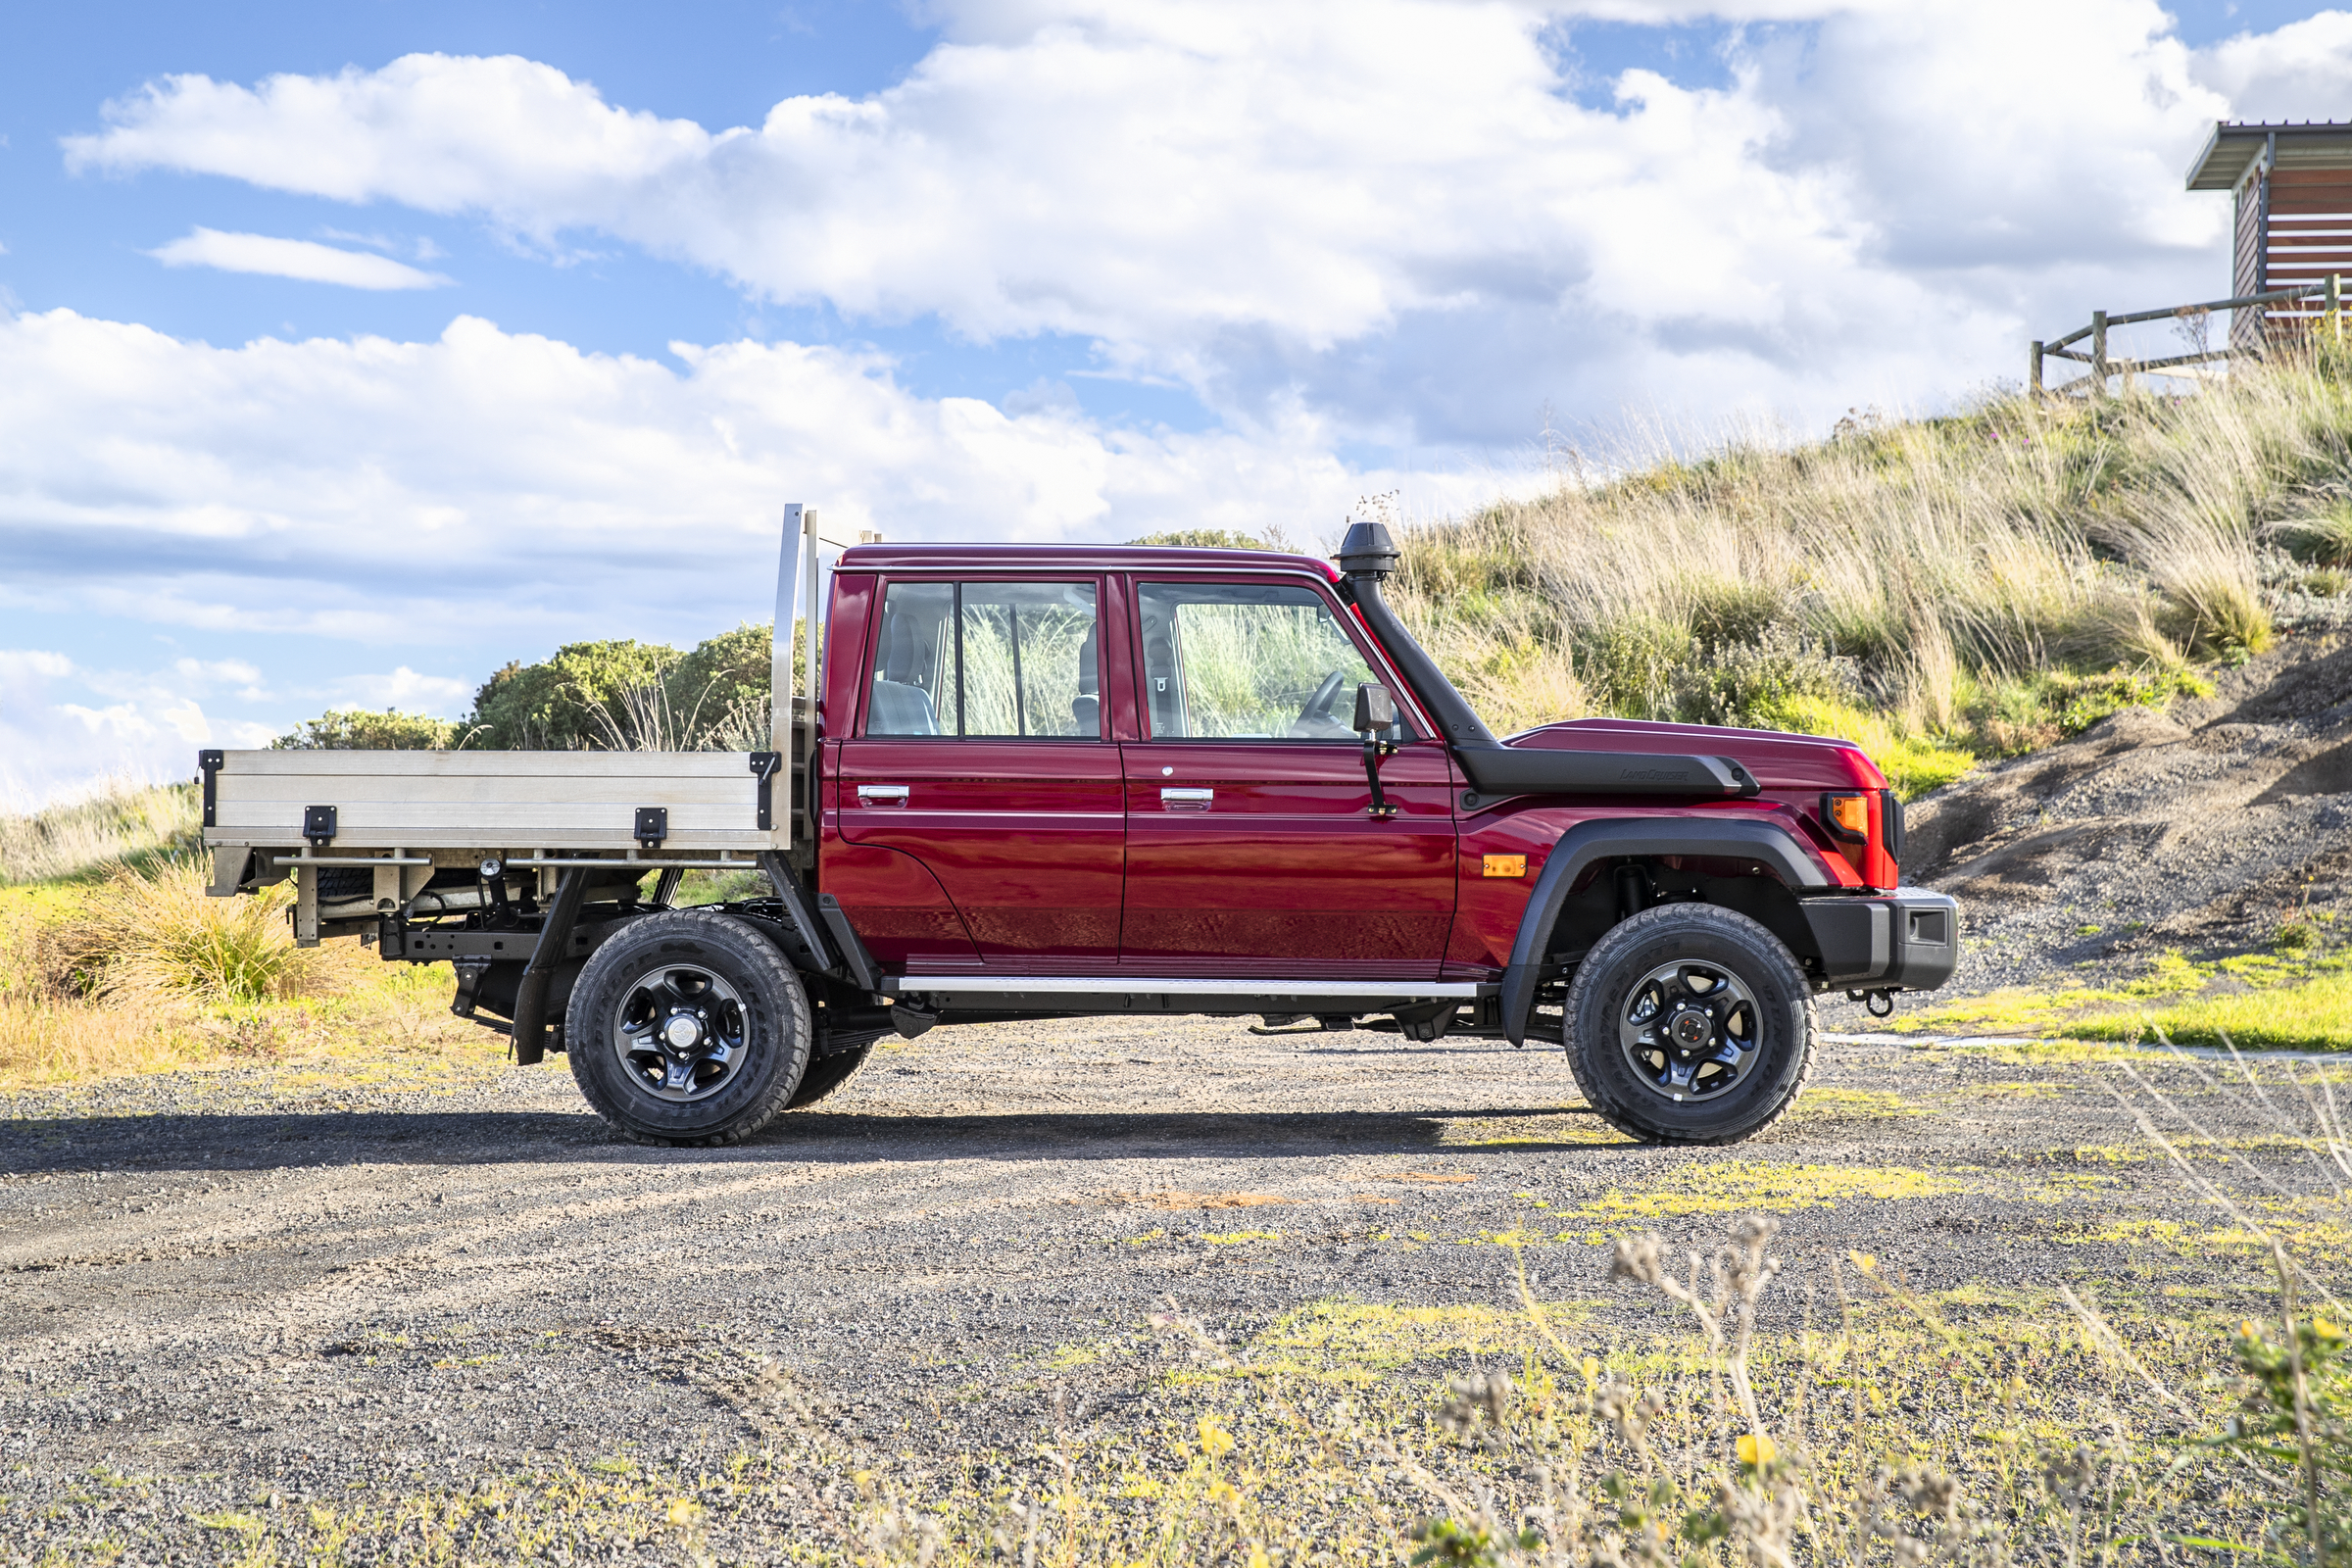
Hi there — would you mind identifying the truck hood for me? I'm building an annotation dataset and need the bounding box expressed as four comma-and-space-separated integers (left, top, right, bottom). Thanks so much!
1499, 716, 1887, 793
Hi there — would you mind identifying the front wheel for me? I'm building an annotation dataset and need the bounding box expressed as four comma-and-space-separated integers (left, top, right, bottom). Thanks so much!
565, 910, 811, 1146
1561, 902, 1815, 1145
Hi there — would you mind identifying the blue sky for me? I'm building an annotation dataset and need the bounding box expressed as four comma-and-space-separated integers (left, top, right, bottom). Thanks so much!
3, 0, 2348, 804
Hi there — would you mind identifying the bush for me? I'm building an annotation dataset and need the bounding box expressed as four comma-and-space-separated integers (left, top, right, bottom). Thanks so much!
271, 709, 463, 750
48, 858, 351, 1005
1669, 624, 1860, 730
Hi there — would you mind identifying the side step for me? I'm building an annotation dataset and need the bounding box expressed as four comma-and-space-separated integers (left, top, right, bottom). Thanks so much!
879, 975, 1490, 1016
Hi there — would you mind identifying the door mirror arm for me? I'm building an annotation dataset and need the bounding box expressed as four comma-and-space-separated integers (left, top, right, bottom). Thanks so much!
1353, 683, 1399, 820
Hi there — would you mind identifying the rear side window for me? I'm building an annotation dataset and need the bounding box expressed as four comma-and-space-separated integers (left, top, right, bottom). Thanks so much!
867, 581, 1101, 738
1137, 580, 1393, 741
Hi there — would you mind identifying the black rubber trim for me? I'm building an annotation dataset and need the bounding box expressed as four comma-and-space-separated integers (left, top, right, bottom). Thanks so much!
816, 893, 885, 994
510, 867, 591, 1066
1498, 817, 1832, 1047
758, 851, 840, 976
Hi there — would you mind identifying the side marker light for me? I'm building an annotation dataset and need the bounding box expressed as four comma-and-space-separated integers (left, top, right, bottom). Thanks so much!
1483, 854, 1527, 878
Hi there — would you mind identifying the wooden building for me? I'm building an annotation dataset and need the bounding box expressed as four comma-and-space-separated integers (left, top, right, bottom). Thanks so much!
2187, 121, 2352, 346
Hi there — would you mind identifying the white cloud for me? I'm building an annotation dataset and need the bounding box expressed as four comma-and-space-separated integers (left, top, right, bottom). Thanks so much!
320, 666, 476, 712
58, 1, 2279, 438
0, 306, 1508, 647
149, 227, 452, 289
0, 649, 277, 808
2191, 11, 2352, 122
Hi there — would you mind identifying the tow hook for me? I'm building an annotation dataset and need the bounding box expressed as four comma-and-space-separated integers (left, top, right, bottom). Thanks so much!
1846, 988, 1897, 1019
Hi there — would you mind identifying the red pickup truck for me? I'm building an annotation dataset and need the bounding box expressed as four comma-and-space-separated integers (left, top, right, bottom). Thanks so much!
201, 518, 1956, 1149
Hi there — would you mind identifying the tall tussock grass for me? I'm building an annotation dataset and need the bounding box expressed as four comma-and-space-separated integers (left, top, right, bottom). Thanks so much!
0, 777, 197, 885
1386, 347, 2352, 794
44, 858, 355, 1005
1, 858, 370, 1086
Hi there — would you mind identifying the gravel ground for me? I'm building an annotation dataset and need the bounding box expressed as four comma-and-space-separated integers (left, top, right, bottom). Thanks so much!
1895, 630, 2352, 998
0, 1010, 2322, 1559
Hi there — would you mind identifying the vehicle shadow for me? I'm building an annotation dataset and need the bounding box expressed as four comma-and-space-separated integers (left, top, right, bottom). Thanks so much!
1, 1102, 1619, 1176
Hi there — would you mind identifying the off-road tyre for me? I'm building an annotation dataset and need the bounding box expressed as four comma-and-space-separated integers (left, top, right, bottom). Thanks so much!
1561, 902, 1815, 1146
787, 1039, 878, 1108
565, 909, 811, 1147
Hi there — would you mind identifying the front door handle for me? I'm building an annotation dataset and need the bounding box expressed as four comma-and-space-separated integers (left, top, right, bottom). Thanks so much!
856, 784, 910, 805
1160, 787, 1213, 808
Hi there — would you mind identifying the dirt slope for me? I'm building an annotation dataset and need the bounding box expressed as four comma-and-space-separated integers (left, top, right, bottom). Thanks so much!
1898, 632, 2352, 996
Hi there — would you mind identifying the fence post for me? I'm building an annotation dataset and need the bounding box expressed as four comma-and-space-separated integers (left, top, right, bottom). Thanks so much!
2331, 273, 2343, 343
2030, 340, 2044, 397
2090, 311, 2108, 398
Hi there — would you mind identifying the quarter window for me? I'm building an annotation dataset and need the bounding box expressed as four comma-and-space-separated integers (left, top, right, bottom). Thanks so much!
867, 581, 1101, 738
1136, 581, 1395, 741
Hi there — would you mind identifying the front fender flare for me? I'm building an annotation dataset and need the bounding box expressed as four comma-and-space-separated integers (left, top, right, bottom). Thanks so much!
1497, 816, 1832, 1046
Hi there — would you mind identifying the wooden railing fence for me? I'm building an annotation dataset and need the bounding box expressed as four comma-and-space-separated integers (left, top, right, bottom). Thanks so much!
2032, 273, 2344, 397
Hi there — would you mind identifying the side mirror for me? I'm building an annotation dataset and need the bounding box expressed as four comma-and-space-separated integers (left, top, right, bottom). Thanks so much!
1352, 682, 1397, 735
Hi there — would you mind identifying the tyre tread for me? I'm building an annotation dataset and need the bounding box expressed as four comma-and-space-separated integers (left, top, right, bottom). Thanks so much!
564, 908, 810, 1147
1560, 902, 1816, 1146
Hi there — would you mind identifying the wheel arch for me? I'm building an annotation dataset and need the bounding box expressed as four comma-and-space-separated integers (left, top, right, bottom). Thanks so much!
1498, 816, 1832, 1047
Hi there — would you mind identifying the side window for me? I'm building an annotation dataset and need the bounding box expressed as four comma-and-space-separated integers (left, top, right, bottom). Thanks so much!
1136, 581, 1396, 741
867, 581, 1101, 738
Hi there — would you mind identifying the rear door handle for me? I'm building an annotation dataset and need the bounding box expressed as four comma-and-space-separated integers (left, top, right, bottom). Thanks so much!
1160, 787, 1213, 808
856, 784, 910, 804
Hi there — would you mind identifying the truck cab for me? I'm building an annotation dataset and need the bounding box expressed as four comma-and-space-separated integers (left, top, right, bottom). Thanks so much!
200, 513, 1957, 1149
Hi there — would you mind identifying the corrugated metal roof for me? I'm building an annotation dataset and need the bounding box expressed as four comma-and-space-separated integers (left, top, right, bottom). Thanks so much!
2187, 121, 2352, 191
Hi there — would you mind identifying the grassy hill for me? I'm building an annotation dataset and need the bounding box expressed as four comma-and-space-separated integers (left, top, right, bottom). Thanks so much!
1383, 345, 2352, 794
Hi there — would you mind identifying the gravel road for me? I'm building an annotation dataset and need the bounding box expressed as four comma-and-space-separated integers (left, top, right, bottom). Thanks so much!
0, 1009, 2312, 1558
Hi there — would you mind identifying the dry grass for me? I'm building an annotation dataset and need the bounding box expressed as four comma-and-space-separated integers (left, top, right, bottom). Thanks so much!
1385, 349, 2352, 794
0, 857, 392, 1090
0, 777, 197, 885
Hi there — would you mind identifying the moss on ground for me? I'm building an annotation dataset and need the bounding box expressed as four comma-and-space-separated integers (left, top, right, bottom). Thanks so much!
1887, 945, 2352, 1051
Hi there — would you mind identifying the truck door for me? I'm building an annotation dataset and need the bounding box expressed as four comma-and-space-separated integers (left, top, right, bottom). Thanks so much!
835, 574, 1125, 972
1120, 575, 1458, 977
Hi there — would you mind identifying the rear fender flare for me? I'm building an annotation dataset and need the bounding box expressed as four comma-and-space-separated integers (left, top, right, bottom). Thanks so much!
1498, 816, 1831, 1046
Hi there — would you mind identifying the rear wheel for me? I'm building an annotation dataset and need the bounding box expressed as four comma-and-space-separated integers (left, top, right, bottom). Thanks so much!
565, 910, 810, 1146
1562, 902, 1814, 1145
787, 1042, 876, 1108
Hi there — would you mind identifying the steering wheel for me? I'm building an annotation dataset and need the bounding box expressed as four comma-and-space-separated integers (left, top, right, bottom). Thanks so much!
1295, 669, 1348, 731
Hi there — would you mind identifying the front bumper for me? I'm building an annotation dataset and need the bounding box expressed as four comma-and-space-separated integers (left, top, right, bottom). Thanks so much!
1799, 888, 1959, 993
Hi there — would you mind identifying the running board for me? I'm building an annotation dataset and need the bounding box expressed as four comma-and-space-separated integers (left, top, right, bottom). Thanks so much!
879, 975, 1489, 1017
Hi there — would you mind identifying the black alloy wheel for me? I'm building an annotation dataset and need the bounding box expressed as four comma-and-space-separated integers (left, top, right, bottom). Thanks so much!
1562, 902, 1815, 1145
565, 909, 810, 1146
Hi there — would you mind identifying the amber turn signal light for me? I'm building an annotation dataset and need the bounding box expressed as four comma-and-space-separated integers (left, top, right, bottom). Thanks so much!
1482, 854, 1527, 878
1822, 792, 1870, 843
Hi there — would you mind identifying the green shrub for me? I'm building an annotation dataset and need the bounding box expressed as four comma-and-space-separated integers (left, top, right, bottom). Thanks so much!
271, 709, 464, 750
1669, 624, 1860, 730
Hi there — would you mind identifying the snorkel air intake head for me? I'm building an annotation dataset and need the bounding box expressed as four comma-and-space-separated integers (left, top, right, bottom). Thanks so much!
1337, 519, 1400, 580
